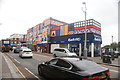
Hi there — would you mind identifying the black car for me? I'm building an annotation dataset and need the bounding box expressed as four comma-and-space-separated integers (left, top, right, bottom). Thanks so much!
38, 57, 111, 80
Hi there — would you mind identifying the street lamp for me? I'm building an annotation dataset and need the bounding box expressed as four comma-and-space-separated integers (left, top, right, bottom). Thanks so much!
82, 2, 87, 58
112, 36, 113, 43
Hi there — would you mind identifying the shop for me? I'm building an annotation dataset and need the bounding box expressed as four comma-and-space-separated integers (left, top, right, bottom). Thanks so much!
41, 44, 50, 53
49, 33, 102, 57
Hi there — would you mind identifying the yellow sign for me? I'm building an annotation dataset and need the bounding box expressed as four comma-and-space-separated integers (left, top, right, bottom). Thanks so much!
32, 44, 36, 45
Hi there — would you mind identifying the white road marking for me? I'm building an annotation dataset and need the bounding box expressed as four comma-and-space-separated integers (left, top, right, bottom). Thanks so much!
14, 58, 20, 64
6, 53, 14, 58
110, 69, 119, 73
25, 67, 39, 79
6, 53, 40, 79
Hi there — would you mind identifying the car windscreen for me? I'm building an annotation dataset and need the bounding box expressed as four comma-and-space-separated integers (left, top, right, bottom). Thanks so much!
70, 59, 103, 71
21, 47, 28, 49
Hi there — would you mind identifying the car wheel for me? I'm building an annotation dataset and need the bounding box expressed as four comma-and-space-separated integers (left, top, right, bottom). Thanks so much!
38, 66, 43, 76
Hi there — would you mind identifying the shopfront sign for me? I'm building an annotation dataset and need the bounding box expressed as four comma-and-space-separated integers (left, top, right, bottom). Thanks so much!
68, 37, 81, 42
74, 28, 101, 35
94, 35, 102, 43
49, 34, 102, 44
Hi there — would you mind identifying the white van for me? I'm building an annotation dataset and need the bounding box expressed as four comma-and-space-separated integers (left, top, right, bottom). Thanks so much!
52, 48, 77, 57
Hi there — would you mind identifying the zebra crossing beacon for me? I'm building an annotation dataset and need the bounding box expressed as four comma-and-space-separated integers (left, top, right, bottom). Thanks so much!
26, 18, 102, 57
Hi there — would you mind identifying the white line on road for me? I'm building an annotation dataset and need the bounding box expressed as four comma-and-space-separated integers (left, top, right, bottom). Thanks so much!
14, 59, 20, 64
5, 53, 40, 79
110, 69, 119, 73
6, 53, 20, 64
6, 53, 14, 58
25, 67, 40, 79
5, 53, 26, 79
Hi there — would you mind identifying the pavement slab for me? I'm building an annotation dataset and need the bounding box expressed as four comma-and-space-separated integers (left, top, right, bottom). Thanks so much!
1, 52, 23, 79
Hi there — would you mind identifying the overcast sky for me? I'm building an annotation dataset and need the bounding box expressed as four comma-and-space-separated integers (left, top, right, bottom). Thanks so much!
0, 0, 118, 46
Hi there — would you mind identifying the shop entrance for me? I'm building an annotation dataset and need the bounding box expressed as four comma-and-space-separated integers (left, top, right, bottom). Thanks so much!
69, 44, 79, 56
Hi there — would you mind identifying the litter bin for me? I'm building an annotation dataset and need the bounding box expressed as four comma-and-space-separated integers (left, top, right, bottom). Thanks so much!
102, 55, 112, 64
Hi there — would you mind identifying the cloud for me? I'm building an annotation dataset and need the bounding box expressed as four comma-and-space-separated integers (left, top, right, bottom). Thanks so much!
0, 0, 118, 45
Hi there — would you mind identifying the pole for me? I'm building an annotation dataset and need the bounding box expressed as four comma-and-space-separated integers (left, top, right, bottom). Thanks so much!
82, 2, 87, 58
112, 36, 113, 43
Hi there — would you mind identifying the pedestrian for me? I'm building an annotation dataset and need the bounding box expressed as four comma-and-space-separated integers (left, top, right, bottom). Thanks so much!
101, 48, 105, 59
37, 47, 40, 53
10, 47, 13, 52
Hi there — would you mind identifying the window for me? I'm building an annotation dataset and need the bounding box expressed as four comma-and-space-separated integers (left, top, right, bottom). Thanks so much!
54, 49, 57, 51
60, 49, 66, 52
55, 59, 71, 68
48, 59, 58, 65
3, 41, 9, 44
54, 49, 59, 51
23, 51, 31, 52
54, 49, 66, 52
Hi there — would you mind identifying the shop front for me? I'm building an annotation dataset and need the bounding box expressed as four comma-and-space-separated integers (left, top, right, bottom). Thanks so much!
41, 44, 50, 53
49, 33, 102, 57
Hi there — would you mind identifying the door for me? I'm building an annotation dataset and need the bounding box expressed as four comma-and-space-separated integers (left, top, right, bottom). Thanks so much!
58, 49, 66, 56
42, 59, 58, 78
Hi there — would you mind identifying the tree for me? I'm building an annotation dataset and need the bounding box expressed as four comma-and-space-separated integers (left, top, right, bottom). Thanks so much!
103, 45, 111, 48
118, 42, 120, 48
118, 42, 120, 51
110, 42, 118, 51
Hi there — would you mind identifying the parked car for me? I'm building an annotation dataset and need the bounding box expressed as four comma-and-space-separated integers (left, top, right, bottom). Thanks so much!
20, 46, 29, 50
114, 51, 119, 58
52, 48, 77, 57
19, 48, 33, 58
14, 47, 21, 53
12, 46, 17, 51
38, 57, 111, 80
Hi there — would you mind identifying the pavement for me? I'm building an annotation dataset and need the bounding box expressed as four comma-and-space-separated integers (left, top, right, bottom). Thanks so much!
0, 52, 23, 79
33, 51, 120, 67
88, 56, 120, 67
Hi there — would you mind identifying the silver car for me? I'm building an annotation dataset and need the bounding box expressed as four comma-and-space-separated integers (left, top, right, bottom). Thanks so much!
52, 48, 77, 57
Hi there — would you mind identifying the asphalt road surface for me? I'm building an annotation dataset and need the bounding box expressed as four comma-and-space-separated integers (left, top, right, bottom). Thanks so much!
5, 51, 120, 80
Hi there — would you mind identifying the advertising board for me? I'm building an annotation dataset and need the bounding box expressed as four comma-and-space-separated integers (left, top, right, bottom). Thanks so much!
74, 28, 101, 35
64, 25, 68, 35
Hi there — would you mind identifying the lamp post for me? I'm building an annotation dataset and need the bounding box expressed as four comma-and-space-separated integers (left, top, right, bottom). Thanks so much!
112, 36, 113, 43
82, 2, 87, 58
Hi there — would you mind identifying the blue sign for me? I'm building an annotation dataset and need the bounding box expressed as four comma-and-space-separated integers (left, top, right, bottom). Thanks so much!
93, 35, 102, 44
49, 35, 102, 44
67, 36, 82, 43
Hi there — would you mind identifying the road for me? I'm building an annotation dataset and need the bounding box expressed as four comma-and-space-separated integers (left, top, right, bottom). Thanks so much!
2, 51, 120, 80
